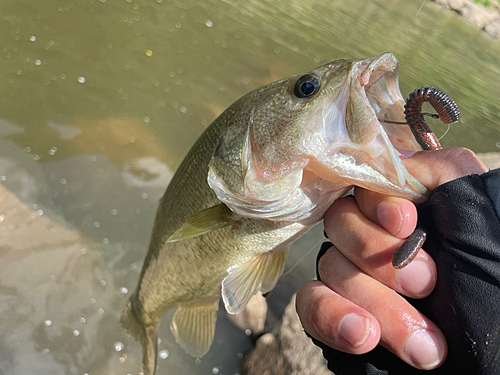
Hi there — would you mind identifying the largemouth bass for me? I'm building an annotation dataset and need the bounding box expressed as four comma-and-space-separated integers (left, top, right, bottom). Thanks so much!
121, 52, 428, 375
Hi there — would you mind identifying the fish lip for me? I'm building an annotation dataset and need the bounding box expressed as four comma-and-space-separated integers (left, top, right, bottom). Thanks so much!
358, 53, 407, 125
352, 53, 421, 153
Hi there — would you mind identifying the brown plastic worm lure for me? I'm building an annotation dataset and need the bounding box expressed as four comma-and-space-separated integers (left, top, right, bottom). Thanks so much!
404, 86, 460, 151
392, 86, 460, 269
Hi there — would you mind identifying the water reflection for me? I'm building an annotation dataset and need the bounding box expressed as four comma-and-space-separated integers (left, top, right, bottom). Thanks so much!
0, 0, 499, 374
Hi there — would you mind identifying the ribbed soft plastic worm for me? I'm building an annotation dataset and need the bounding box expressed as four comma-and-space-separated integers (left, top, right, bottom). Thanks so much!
404, 86, 460, 150
392, 86, 460, 269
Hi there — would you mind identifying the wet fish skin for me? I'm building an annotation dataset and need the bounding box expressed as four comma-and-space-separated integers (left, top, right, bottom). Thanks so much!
121, 53, 427, 375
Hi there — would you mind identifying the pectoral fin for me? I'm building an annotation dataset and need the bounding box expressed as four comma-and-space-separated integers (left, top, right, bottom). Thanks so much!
170, 299, 220, 358
167, 204, 235, 242
222, 247, 287, 314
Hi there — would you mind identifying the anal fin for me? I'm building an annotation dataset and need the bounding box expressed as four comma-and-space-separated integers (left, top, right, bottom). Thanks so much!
222, 247, 287, 314
170, 299, 219, 358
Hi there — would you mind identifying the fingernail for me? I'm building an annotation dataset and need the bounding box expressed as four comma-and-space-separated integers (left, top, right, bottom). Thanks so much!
397, 260, 435, 297
377, 200, 402, 234
405, 329, 445, 369
338, 313, 371, 348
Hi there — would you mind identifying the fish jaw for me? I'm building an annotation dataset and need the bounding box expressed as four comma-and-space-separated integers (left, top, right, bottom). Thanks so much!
307, 52, 428, 202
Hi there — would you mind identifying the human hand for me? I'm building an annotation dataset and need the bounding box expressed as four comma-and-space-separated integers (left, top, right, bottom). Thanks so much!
296, 148, 488, 370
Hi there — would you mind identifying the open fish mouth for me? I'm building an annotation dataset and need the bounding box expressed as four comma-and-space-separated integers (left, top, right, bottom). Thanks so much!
359, 53, 422, 153
314, 52, 428, 201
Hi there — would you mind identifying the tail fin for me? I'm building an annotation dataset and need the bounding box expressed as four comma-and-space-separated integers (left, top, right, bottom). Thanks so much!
120, 298, 158, 375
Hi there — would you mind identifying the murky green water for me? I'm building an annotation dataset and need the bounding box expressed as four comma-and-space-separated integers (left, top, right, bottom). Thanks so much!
0, 0, 499, 374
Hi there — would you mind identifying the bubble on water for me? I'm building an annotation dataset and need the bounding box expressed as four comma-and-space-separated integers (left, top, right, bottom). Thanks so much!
73, 329, 80, 336
77, 76, 86, 83
100, 279, 107, 286
102, 238, 109, 244
119, 353, 128, 363
98, 308, 104, 314
245, 329, 252, 336
90, 298, 96, 304
35, 59, 42, 65
17, 69, 22, 75
111, 208, 118, 215
205, 19, 214, 28
143, 116, 150, 123
237, 352, 243, 358
129, 136, 135, 143
120, 287, 128, 294
212, 367, 220, 374
145, 49, 153, 57
114, 341, 124, 351
93, 221, 100, 228
496, 142, 500, 149
80, 317, 86, 323
1, 175, 5, 181
37, 209, 44, 216
175, 23, 181, 29
180, 106, 187, 114
159, 349, 169, 359
44, 319, 53, 326
25, 146, 31, 152
30, 35, 36, 42
48, 146, 58, 155
141, 192, 148, 199
195, 358, 201, 364
60, 178, 67, 184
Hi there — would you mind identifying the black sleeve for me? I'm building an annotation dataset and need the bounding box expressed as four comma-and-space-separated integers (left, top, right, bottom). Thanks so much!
311, 169, 500, 375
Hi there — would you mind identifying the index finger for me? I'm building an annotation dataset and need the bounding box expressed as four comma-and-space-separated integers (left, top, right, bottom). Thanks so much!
354, 187, 417, 239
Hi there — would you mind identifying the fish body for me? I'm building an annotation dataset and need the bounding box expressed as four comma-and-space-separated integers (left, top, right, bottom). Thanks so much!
121, 53, 428, 375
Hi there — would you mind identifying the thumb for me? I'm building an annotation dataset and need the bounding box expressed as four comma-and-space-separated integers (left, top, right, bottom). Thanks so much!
402, 148, 488, 191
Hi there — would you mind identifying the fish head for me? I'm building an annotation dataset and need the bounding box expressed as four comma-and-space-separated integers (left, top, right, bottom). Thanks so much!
208, 53, 427, 222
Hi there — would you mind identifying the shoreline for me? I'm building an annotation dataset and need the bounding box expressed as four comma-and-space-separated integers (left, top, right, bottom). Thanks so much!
432, 0, 500, 38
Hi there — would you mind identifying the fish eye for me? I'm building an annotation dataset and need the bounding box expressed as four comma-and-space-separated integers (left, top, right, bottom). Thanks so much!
293, 74, 320, 99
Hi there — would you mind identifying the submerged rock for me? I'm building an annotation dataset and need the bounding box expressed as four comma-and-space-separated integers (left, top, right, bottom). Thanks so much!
242, 294, 330, 375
